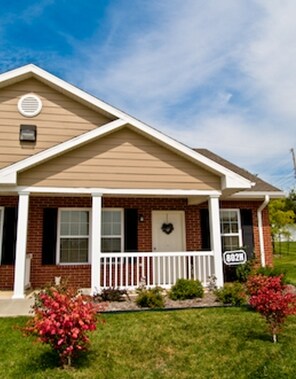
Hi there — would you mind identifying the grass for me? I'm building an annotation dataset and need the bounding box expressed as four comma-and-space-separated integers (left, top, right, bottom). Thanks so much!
0, 308, 296, 378
273, 241, 296, 285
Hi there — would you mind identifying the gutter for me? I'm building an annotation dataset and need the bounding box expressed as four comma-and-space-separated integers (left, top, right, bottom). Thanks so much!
257, 195, 270, 267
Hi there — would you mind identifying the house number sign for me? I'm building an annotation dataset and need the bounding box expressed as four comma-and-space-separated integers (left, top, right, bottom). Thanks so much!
223, 250, 247, 266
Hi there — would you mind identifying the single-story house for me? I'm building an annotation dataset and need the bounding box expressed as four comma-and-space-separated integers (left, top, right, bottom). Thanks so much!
0, 64, 283, 299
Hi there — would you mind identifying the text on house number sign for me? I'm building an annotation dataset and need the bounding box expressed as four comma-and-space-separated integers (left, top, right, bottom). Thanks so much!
223, 250, 247, 265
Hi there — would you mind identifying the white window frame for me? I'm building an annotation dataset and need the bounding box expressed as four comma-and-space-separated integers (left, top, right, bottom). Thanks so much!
220, 209, 243, 252
101, 208, 124, 253
0, 207, 4, 264
57, 208, 91, 265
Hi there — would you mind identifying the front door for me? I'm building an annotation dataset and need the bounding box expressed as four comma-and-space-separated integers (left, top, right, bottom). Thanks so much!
152, 211, 185, 252
152, 211, 186, 285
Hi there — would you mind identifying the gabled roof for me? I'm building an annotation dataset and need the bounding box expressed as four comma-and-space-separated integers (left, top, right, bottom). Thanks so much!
196, 149, 283, 197
0, 64, 269, 193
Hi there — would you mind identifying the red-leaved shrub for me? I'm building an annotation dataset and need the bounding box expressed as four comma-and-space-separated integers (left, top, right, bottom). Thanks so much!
246, 274, 296, 342
24, 286, 105, 366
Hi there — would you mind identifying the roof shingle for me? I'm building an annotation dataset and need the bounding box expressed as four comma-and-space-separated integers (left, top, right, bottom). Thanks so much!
194, 148, 281, 192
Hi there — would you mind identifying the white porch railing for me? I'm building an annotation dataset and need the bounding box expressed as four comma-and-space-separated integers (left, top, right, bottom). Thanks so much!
98, 251, 214, 291
25, 253, 32, 289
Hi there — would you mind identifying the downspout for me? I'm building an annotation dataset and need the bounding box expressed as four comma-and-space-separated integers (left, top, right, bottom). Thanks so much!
257, 195, 270, 267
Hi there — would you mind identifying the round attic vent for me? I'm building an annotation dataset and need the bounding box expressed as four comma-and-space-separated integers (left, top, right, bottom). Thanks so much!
18, 94, 42, 117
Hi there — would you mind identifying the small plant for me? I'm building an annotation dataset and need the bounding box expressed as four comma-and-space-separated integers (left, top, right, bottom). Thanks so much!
207, 275, 217, 291
169, 278, 204, 300
214, 282, 246, 306
236, 260, 254, 283
94, 287, 130, 302
135, 286, 165, 308
246, 274, 296, 343
23, 286, 105, 367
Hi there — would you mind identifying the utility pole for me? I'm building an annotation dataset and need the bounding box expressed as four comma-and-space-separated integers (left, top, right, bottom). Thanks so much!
291, 148, 296, 179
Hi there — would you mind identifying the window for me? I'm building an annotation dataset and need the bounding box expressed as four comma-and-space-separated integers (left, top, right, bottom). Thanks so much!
220, 209, 242, 252
58, 209, 90, 264
101, 209, 123, 253
0, 207, 3, 262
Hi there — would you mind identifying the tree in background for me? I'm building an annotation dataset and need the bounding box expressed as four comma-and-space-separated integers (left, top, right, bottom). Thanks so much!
285, 189, 296, 214
269, 191, 295, 248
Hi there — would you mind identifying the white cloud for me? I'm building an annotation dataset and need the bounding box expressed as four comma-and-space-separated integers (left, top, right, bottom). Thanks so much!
242, 0, 296, 119
19, 0, 55, 24
65, 0, 296, 190
73, 0, 254, 112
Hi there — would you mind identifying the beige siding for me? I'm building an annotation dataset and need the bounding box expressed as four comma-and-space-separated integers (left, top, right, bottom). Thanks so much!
0, 78, 114, 169
18, 128, 221, 190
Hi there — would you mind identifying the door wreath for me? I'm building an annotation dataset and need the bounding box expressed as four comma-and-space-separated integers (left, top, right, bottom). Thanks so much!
161, 222, 174, 235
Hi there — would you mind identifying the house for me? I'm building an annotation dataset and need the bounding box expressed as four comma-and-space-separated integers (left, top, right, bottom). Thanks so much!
0, 64, 283, 299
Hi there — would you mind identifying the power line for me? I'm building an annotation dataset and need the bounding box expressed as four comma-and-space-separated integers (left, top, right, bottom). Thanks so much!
291, 148, 296, 179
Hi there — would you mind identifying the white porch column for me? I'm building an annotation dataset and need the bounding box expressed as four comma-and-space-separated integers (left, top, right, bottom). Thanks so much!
13, 192, 30, 299
91, 193, 102, 295
208, 195, 224, 287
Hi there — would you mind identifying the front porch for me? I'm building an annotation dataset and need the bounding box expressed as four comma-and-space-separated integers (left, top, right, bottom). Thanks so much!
21, 250, 215, 296
97, 250, 214, 291
1, 190, 224, 299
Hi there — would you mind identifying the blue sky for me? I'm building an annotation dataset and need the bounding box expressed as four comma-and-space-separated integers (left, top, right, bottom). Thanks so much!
1, 0, 296, 191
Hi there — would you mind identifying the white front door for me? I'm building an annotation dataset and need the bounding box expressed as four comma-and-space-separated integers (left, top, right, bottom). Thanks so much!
152, 211, 186, 252
152, 211, 186, 285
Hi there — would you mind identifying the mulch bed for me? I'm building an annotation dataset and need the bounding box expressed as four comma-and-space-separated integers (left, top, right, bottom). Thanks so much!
99, 284, 296, 313
101, 291, 223, 313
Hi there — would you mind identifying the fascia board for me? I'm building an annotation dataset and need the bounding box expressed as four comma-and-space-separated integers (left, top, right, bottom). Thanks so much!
0, 64, 252, 190
0, 119, 126, 184
1, 64, 136, 120
222, 175, 253, 190
0, 172, 17, 185
230, 191, 285, 199
0, 186, 222, 196
0, 64, 35, 86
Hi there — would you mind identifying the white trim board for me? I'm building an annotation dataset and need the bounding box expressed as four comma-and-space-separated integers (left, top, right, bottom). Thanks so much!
0, 186, 222, 197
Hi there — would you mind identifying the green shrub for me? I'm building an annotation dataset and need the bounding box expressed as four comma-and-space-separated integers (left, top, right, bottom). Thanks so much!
214, 282, 246, 306
169, 278, 204, 300
94, 287, 129, 302
236, 260, 254, 283
135, 287, 165, 308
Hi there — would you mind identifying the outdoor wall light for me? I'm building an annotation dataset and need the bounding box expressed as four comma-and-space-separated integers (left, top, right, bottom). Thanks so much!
139, 214, 144, 222
20, 124, 37, 142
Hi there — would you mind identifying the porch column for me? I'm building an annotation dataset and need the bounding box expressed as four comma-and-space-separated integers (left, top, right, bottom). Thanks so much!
13, 192, 30, 299
208, 195, 224, 287
91, 193, 102, 295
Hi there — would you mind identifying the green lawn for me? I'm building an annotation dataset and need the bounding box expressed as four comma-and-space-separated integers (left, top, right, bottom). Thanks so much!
274, 241, 296, 285
1, 308, 296, 378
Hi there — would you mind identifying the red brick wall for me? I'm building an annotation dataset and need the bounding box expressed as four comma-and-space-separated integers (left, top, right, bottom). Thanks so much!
0, 195, 273, 290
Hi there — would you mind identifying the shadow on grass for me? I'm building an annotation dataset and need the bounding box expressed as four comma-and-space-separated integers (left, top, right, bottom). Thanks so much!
246, 330, 272, 343
18, 348, 93, 376
24, 350, 60, 371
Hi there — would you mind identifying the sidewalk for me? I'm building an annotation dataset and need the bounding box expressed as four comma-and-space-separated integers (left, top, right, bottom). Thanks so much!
0, 292, 34, 317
